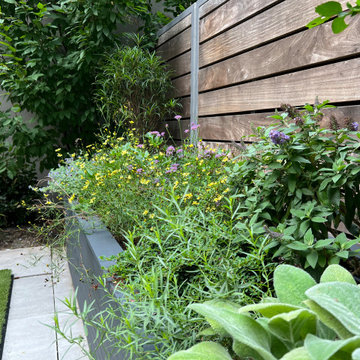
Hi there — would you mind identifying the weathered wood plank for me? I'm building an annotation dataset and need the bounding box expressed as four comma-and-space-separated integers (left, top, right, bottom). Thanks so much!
168, 106, 360, 142
157, 27, 191, 62
199, 0, 228, 18
199, 16, 360, 93
199, 0, 348, 67
199, 0, 280, 42
197, 58, 360, 116
167, 51, 191, 78
158, 14, 192, 46
172, 74, 191, 97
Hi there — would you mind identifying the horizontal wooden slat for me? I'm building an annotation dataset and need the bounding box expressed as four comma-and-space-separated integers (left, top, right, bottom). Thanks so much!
199, 0, 348, 67
167, 51, 191, 78
199, 0, 228, 18
172, 74, 191, 97
199, 0, 280, 43
197, 58, 360, 116
199, 16, 360, 93
157, 27, 191, 62
168, 105, 360, 142
158, 14, 192, 46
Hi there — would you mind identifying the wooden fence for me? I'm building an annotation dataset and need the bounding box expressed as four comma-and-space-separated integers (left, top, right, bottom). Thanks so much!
156, 0, 360, 146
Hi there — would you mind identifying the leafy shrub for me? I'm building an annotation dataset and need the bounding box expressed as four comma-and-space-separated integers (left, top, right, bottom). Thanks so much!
169, 264, 360, 360
95, 43, 179, 136
229, 102, 360, 272
0, 0, 189, 170
0, 107, 39, 226
43, 128, 277, 359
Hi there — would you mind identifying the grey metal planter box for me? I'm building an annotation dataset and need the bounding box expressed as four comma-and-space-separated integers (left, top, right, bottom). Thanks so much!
66, 214, 127, 360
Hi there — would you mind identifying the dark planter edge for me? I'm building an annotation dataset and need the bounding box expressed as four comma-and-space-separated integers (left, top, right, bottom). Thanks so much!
66, 211, 126, 359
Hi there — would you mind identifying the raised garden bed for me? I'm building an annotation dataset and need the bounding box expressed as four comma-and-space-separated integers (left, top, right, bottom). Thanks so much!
66, 214, 125, 360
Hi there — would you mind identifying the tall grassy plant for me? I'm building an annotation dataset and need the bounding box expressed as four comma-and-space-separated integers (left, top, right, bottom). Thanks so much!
95, 45, 179, 136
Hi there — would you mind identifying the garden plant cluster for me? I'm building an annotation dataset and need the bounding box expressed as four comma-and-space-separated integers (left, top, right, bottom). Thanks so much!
43, 100, 360, 359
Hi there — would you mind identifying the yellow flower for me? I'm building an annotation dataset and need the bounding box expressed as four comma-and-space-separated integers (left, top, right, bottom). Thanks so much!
89, 197, 96, 204
68, 194, 75, 203
143, 210, 149, 216
140, 178, 150, 185
149, 214, 155, 219
184, 193, 193, 200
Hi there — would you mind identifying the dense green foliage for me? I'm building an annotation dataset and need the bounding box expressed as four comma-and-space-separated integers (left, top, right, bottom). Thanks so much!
0, 0, 191, 225
169, 264, 360, 360
0, 106, 39, 226
229, 102, 360, 273
44, 128, 276, 359
307, 1, 360, 33
95, 44, 179, 136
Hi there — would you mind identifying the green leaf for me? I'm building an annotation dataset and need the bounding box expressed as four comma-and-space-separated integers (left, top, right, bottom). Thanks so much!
320, 264, 356, 285
306, 282, 360, 337
280, 347, 311, 360
306, 251, 319, 269
316, 1, 343, 17
288, 175, 297, 193
307, 16, 329, 29
305, 333, 360, 360
268, 309, 317, 343
314, 238, 334, 249
168, 342, 232, 360
189, 302, 276, 360
332, 15, 349, 33
311, 217, 327, 223
274, 265, 316, 306
292, 156, 311, 164
287, 241, 309, 251
239, 303, 302, 318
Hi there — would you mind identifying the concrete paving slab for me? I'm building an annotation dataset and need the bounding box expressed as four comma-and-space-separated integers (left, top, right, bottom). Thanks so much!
0, 245, 89, 359
57, 312, 88, 360
8, 274, 54, 320
2, 313, 57, 360
0, 247, 52, 278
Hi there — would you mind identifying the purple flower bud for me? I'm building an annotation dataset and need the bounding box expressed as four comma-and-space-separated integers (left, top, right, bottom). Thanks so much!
190, 122, 200, 131
136, 168, 143, 174
137, 144, 144, 148
269, 130, 290, 145
184, 129, 189, 134
349, 122, 359, 131
174, 115, 182, 120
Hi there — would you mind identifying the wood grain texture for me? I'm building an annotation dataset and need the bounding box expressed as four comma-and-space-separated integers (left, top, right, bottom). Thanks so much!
157, 27, 191, 62
167, 51, 191, 78
199, 0, 228, 18
158, 14, 192, 46
197, 58, 360, 116
199, 0, 348, 67
199, 0, 280, 42
172, 74, 191, 97
168, 106, 360, 142
199, 16, 360, 92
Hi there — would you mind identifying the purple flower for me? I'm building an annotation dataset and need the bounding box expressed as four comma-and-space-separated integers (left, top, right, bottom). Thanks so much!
136, 168, 144, 174
166, 145, 175, 156
154, 160, 159, 164
190, 122, 200, 131
176, 148, 183, 153
184, 129, 190, 134
269, 130, 290, 145
166, 163, 180, 173
127, 165, 133, 170
137, 144, 144, 148
349, 122, 359, 131
165, 123, 169, 128
161, 132, 165, 137
149, 131, 163, 137
174, 115, 182, 121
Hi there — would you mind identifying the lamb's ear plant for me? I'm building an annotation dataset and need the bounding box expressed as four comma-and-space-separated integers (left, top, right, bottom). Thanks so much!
168, 264, 360, 360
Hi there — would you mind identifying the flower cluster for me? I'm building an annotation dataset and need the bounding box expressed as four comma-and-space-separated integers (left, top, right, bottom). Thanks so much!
269, 130, 290, 145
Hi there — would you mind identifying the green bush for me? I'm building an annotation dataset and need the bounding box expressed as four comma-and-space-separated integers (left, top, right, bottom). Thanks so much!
169, 264, 360, 360
0, 106, 39, 226
95, 43, 179, 136
0, 0, 191, 171
229, 102, 360, 272
43, 130, 277, 359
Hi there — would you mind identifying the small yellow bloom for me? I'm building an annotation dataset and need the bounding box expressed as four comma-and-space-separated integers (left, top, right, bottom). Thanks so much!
68, 194, 75, 203
143, 210, 149, 216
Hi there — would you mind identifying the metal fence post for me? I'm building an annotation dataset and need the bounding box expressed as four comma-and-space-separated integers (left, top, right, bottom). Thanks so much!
190, 1, 199, 145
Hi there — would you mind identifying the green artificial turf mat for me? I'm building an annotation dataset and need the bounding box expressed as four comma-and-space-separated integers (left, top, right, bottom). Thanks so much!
0, 269, 12, 355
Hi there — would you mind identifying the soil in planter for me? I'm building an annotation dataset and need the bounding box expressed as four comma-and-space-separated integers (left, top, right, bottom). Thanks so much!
0, 227, 42, 250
